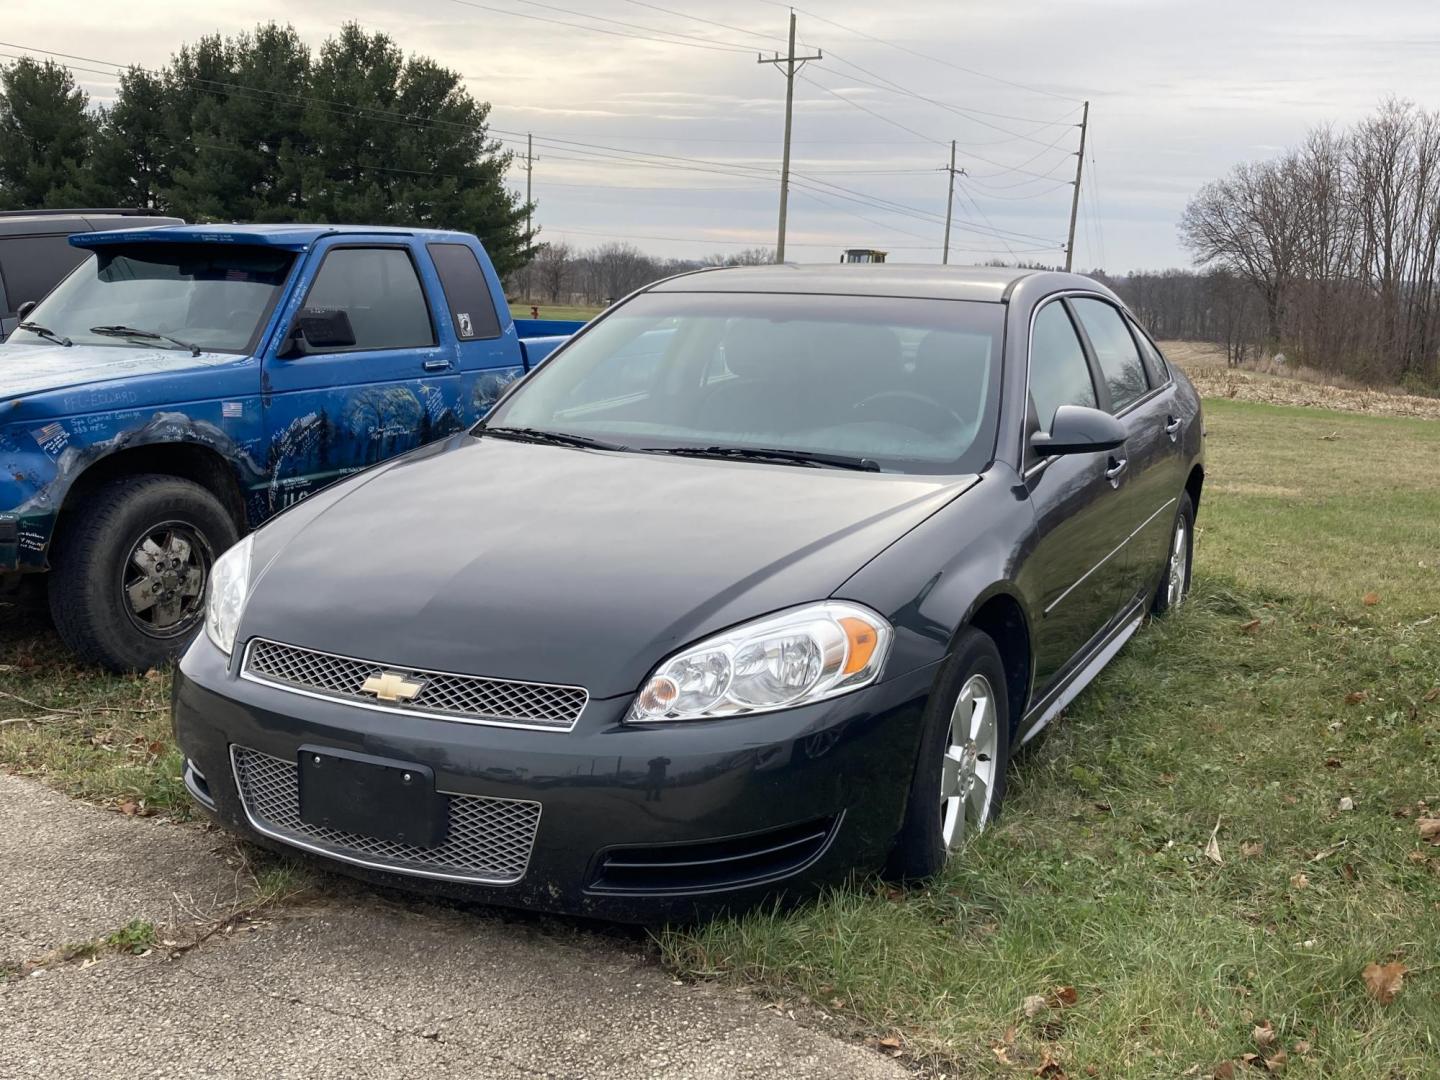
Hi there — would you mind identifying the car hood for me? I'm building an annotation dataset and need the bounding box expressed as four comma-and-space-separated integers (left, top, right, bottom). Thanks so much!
240, 436, 977, 699
0, 342, 241, 406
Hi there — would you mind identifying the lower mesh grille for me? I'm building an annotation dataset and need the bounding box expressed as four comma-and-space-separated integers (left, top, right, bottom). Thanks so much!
231, 746, 540, 885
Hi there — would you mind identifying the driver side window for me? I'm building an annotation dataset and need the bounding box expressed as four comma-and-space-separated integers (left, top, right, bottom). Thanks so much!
1029, 301, 1097, 430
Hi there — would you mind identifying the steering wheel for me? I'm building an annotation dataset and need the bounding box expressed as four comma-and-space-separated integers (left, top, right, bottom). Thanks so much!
852, 391, 967, 436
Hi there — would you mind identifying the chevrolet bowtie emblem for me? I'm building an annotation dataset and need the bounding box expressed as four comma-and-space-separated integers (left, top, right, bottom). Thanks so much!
360, 671, 427, 703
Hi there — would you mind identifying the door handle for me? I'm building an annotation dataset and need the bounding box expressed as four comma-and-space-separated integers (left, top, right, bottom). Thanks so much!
423, 359, 453, 372
1105, 456, 1129, 487
1164, 415, 1181, 441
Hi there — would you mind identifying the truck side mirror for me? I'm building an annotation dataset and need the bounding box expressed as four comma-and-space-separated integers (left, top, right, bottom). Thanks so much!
289, 308, 357, 353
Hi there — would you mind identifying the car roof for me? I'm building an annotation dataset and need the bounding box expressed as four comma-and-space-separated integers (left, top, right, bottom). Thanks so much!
70, 222, 473, 251
648, 262, 1052, 303
0, 213, 182, 238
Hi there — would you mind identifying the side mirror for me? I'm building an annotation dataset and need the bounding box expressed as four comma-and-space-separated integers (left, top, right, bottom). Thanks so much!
289, 308, 357, 352
15, 300, 36, 322
1031, 404, 1126, 457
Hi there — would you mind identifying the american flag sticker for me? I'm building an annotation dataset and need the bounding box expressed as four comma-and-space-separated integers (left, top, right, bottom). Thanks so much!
222, 401, 244, 418
32, 422, 69, 455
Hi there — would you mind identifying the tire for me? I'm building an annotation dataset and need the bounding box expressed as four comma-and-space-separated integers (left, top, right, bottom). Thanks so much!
1151, 491, 1195, 617
49, 474, 238, 672
888, 628, 1012, 880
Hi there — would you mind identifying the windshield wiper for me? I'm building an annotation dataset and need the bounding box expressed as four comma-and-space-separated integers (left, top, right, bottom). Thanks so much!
480, 426, 628, 452
17, 322, 71, 347
89, 325, 201, 357
641, 445, 881, 472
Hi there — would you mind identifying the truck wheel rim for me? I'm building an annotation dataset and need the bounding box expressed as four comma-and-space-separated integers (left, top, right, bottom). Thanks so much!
1167, 518, 1189, 609
121, 520, 212, 639
940, 673, 998, 855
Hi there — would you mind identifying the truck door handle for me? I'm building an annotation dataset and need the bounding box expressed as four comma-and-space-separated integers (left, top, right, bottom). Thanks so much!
423, 359, 452, 372
1164, 415, 1181, 440
1105, 456, 1129, 486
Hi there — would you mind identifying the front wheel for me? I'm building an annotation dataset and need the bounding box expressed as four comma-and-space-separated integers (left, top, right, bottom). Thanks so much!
49, 474, 238, 672
1152, 491, 1195, 616
888, 629, 1012, 880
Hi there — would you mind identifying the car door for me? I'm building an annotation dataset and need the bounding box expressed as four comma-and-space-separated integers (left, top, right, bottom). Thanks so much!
260, 240, 459, 513
424, 241, 523, 421
1068, 297, 1185, 606
1020, 298, 1139, 694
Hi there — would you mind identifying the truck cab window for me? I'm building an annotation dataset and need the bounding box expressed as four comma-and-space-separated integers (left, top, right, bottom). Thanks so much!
304, 248, 436, 352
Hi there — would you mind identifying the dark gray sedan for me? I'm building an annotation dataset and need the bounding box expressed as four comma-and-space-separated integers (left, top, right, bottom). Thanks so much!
172, 264, 1204, 921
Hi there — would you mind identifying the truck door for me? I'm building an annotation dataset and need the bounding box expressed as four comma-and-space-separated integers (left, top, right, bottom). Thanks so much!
423, 241, 524, 421
259, 239, 462, 514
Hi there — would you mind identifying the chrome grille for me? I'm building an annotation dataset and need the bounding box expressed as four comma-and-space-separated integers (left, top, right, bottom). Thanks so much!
244, 639, 587, 731
231, 747, 540, 885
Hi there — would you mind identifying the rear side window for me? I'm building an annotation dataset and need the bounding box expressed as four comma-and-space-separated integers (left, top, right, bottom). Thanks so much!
1029, 301, 1097, 430
1070, 297, 1150, 412
427, 243, 501, 341
0, 234, 88, 310
304, 247, 435, 351
1128, 317, 1171, 384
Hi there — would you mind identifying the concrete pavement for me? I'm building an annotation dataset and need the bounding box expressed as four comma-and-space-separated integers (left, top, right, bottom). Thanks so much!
0, 773, 906, 1079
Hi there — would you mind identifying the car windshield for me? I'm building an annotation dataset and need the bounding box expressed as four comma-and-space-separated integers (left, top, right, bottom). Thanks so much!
485, 292, 1004, 475
5, 242, 294, 354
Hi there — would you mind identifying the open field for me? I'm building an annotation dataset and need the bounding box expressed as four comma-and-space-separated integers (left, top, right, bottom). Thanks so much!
3, 375, 1438, 1076
508, 301, 604, 322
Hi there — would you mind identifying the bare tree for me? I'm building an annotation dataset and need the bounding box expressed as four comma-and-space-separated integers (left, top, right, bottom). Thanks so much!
534, 241, 573, 304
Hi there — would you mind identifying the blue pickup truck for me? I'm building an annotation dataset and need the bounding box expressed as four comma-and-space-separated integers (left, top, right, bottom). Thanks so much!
0, 224, 581, 671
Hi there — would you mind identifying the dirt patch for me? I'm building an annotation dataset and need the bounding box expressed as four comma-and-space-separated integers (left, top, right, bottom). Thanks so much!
1160, 341, 1440, 420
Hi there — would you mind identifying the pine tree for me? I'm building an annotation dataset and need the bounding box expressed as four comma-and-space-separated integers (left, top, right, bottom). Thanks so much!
0, 58, 103, 208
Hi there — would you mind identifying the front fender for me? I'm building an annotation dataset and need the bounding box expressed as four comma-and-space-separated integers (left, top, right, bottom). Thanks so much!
0, 410, 265, 572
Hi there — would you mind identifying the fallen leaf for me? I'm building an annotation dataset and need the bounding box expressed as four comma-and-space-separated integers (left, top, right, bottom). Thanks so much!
876, 1034, 902, 1051
1424, 688, 1439, 703
1406, 850, 1428, 865
1242, 841, 1264, 858
1052, 985, 1079, 1007
1265, 1049, 1288, 1073
1254, 1020, 1276, 1047
1338, 796, 1355, 812
993, 1044, 1015, 1066
144, 667, 163, 681
1292, 1041, 1311, 1056
1035, 1059, 1068, 1078
1362, 592, 1381, 606
1323, 757, 1343, 769
1419, 818, 1440, 845
1290, 872, 1309, 889
118, 800, 138, 816
1213, 1063, 1236, 1079
1240, 618, 1262, 635
1023, 994, 1050, 1018
1240, 1053, 1261, 1069
1344, 691, 1367, 705
146, 740, 165, 756
1361, 961, 1408, 1004
1205, 817, 1224, 865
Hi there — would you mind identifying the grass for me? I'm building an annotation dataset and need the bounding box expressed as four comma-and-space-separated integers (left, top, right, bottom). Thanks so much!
2, 396, 1438, 1075
508, 301, 603, 322
662, 399, 1440, 1076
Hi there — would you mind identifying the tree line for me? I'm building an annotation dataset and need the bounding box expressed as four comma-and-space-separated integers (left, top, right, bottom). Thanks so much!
521, 243, 774, 306
0, 23, 532, 275
1178, 99, 1440, 389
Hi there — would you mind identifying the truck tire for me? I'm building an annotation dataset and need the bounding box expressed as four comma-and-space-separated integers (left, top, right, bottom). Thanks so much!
49, 474, 238, 672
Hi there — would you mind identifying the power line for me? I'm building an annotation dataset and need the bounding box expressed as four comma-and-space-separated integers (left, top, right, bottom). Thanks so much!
446, 0, 754, 53
750, 0, 1085, 102
797, 72, 945, 147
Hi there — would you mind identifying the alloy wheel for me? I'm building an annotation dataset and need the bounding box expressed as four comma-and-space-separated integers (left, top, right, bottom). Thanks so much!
121, 521, 212, 639
1166, 517, 1190, 609
939, 673, 999, 854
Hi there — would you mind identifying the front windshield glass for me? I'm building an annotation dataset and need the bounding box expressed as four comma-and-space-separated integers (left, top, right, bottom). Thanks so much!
486, 292, 1004, 475
6, 242, 294, 354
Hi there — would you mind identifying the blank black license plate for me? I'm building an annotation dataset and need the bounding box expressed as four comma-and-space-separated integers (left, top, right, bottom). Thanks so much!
297, 746, 448, 849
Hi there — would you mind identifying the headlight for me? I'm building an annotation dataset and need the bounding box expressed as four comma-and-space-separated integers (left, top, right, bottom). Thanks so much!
629, 602, 892, 723
204, 534, 254, 656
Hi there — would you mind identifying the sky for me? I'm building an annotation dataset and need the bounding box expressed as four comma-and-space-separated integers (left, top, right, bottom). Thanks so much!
7, 0, 1440, 270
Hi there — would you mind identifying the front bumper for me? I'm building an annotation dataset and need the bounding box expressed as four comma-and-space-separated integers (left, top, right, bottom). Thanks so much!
172, 634, 939, 922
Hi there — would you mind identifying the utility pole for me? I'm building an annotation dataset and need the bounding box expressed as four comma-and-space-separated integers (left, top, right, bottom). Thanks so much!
941, 140, 962, 265
524, 132, 536, 245
758, 11, 822, 263
1064, 101, 1089, 273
